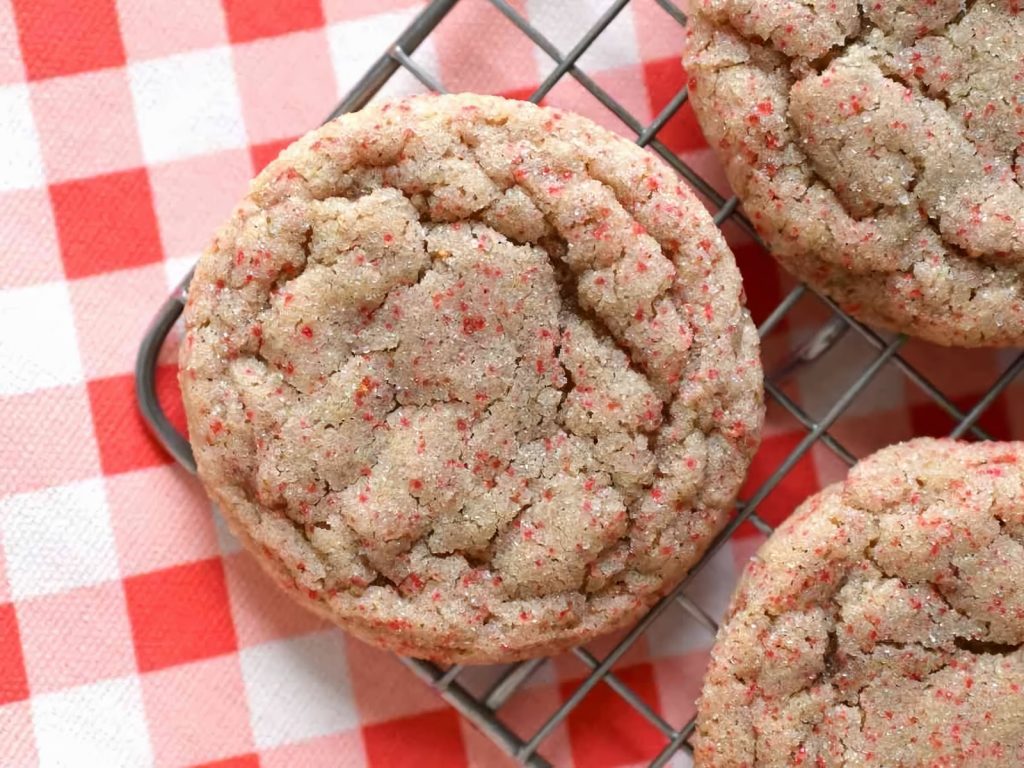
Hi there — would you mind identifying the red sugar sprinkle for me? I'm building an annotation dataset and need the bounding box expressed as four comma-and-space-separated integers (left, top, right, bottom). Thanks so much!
462, 315, 486, 335
405, 574, 425, 592
300, 325, 314, 338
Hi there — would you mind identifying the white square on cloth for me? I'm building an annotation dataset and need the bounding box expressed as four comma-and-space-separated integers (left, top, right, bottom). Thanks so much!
32, 676, 153, 768
0, 478, 119, 600
0, 281, 83, 396
128, 46, 247, 164
0, 84, 45, 192
241, 630, 361, 749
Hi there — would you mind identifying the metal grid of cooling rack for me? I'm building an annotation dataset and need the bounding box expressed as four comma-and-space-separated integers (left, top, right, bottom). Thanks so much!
136, 1, 1024, 765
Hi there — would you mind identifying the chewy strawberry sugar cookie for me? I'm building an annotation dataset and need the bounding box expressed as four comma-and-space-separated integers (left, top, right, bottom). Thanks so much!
696, 439, 1024, 766
684, 1, 1024, 346
180, 94, 763, 663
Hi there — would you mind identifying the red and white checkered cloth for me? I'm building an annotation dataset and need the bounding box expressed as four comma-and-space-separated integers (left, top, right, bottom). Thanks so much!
2, 1, 1022, 766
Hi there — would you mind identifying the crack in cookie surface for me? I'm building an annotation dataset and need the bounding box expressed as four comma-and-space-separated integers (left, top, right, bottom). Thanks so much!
179, 94, 763, 663
695, 439, 1024, 767
684, 0, 1024, 346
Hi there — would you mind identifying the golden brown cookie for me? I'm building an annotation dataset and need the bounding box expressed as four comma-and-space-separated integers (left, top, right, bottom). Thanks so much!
179, 93, 763, 663
696, 439, 1024, 766
684, 1, 1024, 346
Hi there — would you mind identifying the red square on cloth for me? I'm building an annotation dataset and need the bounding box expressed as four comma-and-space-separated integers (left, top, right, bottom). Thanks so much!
500, 84, 542, 103
250, 137, 299, 175
739, 429, 821, 531
741, 430, 819, 532
0, 603, 29, 705
222, 0, 325, 44
12, 0, 125, 81
125, 557, 238, 672
362, 709, 468, 768
195, 756, 261, 768
87, 366, 182, 476
643, 57, 708, 155
733, 241, 786, 329
910, 393, 1013, 442
50, 168, 164, 279
562, 663, 664, 768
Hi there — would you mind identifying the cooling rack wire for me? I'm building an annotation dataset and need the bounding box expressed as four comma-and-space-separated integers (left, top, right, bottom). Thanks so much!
136, 1, 1024, 765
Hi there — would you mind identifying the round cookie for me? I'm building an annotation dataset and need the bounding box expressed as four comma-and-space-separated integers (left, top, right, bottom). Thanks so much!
695, 439, 1024, 767
683, 1, 1024, 346
179, 93, 763, 664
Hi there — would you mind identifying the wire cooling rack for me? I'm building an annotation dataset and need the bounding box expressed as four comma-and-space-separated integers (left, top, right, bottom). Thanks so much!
137, 1, 1024, 765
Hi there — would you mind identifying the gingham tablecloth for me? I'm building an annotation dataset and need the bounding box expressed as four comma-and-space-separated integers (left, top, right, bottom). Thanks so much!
2, 1, 1022, 766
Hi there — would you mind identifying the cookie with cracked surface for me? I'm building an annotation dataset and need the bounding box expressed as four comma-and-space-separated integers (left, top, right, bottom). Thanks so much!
695, 438, 1024, 767
683, 1, 1024, 346
178, 93, 764, 664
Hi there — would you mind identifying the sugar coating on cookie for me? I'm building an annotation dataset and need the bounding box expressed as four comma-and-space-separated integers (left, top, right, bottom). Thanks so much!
684, 1, 1024, 346
695, 439, 1024, 766
179, 94, 763, 663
